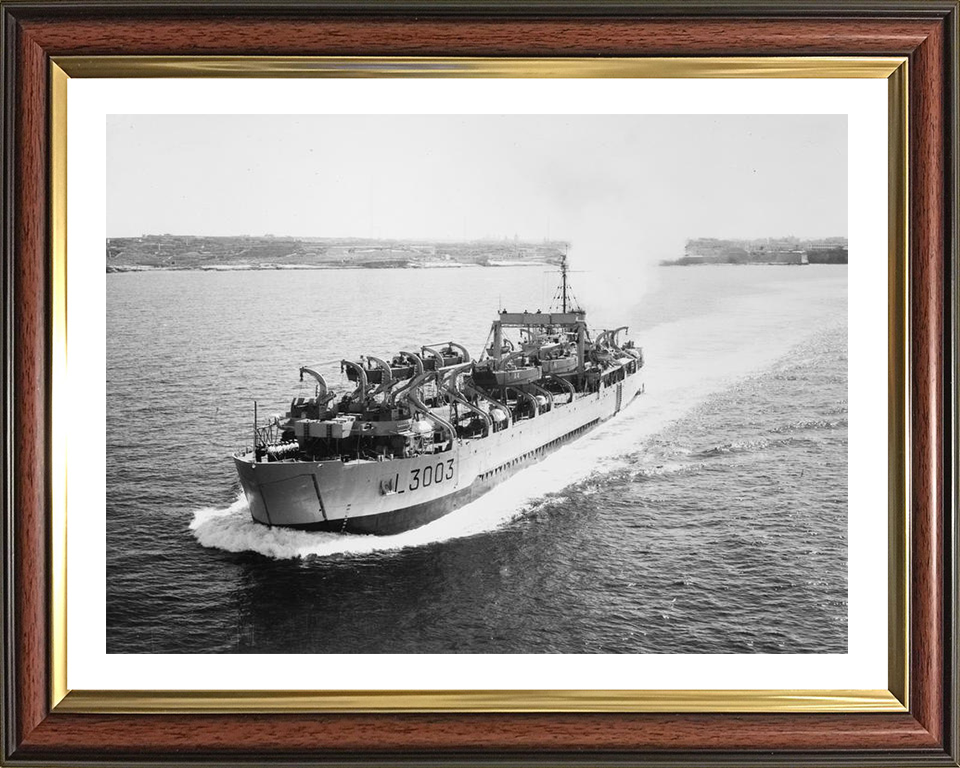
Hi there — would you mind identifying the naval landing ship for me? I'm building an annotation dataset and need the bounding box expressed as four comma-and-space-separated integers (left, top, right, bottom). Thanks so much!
234, 258, 645, 535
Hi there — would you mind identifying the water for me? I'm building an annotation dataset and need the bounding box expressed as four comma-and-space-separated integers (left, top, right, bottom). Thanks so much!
107, 265, 847, 653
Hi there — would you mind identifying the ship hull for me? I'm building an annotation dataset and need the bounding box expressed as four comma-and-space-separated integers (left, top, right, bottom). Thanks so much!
290, 474, 491, 535
234, 369, 643, 535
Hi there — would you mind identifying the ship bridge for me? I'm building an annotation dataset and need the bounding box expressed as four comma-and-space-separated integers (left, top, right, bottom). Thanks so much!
487, 255, 588, 370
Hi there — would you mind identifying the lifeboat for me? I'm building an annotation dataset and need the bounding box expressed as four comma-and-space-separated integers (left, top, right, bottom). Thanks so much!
388, 363, 416, 380
491, 365, 542, 387
534, 341, 578, 376
423, 341, 471, 368
483, 348, 542, 387
486, 338, 514, 358
389, 352, 423, 381
539, 356, 577, 376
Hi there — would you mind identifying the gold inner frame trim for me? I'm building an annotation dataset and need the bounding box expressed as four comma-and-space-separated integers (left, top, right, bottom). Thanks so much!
48, 55, 910, 715
886, 62, 910, 710
55, 688, 904, 715
50, 61, 68, 710
54, 55, 905, 79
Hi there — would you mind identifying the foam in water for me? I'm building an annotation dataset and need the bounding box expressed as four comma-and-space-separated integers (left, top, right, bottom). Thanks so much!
190, 289, 843, 560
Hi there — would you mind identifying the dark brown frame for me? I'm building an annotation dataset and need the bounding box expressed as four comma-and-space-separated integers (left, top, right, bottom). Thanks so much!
1, 2, 958, 765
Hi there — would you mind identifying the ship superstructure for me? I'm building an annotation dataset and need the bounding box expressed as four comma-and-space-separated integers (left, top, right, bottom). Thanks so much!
233, 257, 644, 534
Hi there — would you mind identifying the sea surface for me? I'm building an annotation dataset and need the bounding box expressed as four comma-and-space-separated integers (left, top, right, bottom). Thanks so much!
107, 264, 848, 653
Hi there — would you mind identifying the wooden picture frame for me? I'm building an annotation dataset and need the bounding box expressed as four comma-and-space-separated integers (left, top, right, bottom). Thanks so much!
1, 1, 957, 765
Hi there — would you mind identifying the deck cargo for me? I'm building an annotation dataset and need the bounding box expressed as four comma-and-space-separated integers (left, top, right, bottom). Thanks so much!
233, 256, 645, 534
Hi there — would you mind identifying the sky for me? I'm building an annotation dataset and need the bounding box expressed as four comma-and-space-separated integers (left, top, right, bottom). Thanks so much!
106, 114, 846, 260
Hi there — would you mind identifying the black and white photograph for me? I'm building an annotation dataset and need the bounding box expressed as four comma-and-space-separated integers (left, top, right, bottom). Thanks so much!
105, 113, 848, 656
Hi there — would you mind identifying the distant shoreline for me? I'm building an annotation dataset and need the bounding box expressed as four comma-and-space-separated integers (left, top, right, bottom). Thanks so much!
106, 235, 567, 273
659, 262, 848, 268
660, 237, 847, 267
106, 263, 552, 274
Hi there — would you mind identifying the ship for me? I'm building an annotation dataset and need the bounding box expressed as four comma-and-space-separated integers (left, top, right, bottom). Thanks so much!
233, 256, 645, 535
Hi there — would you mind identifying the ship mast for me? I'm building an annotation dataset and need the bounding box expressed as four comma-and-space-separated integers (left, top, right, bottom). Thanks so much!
551, 248, 579, 315
561, 253, 569, 313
